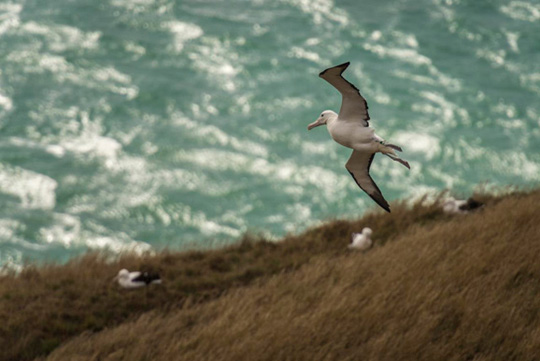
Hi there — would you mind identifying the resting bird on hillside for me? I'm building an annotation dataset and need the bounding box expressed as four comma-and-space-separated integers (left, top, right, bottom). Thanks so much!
443, 197, 484, 214
114, 269, 162, 289
308, 62, 410, 213
349, 227, 373, 251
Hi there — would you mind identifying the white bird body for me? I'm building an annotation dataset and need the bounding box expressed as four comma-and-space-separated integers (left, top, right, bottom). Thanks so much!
443, 197, 467, 214
325, 113, 378, 150
115, 269, 162, 289
443, 197, 484, 214
308, 62, 410, 213
349, 227, 373, 251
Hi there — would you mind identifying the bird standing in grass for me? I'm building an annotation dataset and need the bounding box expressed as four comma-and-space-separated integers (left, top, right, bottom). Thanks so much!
349, 227, 373, 251
114, 269, 162, 289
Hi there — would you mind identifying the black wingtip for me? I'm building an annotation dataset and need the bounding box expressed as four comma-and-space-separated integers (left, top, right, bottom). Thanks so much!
378, 201, 391, 213
347, 169, 391, 213
373, 199, 391, 213
319, 61, 351, 77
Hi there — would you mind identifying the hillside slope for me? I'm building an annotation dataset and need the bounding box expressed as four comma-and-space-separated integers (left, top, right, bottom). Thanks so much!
44, 190, 540, 361
1, 190, 539, 361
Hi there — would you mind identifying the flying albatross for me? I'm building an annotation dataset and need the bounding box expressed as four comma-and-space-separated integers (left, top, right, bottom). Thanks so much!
308, 62, 410, 213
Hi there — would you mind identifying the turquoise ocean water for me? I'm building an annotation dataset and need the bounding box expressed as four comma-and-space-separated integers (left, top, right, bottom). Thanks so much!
0, 0, 539, 270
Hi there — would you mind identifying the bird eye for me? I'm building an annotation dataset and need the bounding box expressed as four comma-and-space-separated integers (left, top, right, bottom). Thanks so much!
321, 113, 324, 117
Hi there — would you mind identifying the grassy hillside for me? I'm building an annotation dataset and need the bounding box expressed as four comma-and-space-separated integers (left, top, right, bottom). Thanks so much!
1, 189, 540, 361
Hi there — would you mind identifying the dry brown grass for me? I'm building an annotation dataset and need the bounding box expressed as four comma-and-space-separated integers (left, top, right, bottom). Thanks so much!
1, 189, 539, 361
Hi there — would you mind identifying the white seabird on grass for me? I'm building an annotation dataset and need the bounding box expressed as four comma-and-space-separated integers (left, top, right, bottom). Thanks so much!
349, 227, 373, 251
308, 62, 410, 213
114, 269, 162, 289
443, 197, 483, 214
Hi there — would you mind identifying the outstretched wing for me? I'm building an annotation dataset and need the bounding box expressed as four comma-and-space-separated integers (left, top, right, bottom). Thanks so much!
345, 150, 390, 213
319, 62, 370, 126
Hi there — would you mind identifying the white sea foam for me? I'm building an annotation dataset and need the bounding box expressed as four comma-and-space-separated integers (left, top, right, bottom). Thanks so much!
20, 21, 101, 51
283, 0, 349, 26
0, 219, 18, 242
110, 0, 171, 15
281, 203, 312, 233
175, 204, 242, 237
110, 0, 155, 7
50, 110, 123, 165
85, 67, 139, 99
428, 166, 464, 189
430, 0, 456, 22
519, 72, 540, 95
0, 92, 13, 111
188, 36, 242, 92
2, 136, 65, 158
392, 31, 419, 48
0, 3, 22, 36
500, 1, 540, 22
6, 50, 139, 99
300, 140, 335, 156
171, 113, 268, 157
412, 91, 469, 128
85, 235, 152, 255
261, 96, 314, 114
38, 213, 81, 247
392, 70, 437, 86
489, 152, 540, 182
492, 101, 518, 119
0, 165, 57, 210
504, 31, 520, 53
164, 21, 204, 53
288, 46, 324, 64
364, 44, 432, 67
7, 51, 69, 73
0, 248, 23, 274
124, 41, 146, 56
64, 135, 122, 163
393, 132, 441, 160
476, 48, 506, 67
361, 31, 461, 91
173, 148, 346, 201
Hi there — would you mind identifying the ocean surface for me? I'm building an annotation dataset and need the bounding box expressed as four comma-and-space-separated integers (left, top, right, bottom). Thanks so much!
0, 0, 539, 270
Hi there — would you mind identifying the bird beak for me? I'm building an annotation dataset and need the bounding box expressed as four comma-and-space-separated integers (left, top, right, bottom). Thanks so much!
112, 276, 118, 282
307, 118, 324, 130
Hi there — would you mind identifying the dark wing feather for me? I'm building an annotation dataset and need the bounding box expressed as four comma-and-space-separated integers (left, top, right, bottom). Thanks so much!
132, 272, 161, 284
319, 62, 370, 126
460, 198, 484, 211
345, 150, 390, 213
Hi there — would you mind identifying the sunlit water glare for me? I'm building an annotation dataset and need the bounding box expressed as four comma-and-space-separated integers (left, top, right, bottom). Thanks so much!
0, 0, 539, 270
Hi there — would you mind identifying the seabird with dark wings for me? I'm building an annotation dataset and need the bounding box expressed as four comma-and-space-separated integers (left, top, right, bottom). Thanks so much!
114, 269, 162, 289
307, 62, 410, 213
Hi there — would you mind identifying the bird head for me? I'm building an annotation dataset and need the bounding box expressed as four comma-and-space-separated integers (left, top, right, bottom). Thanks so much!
113, 269, 130, 282
362, 227, 373, 237
307, 110, 335, 130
